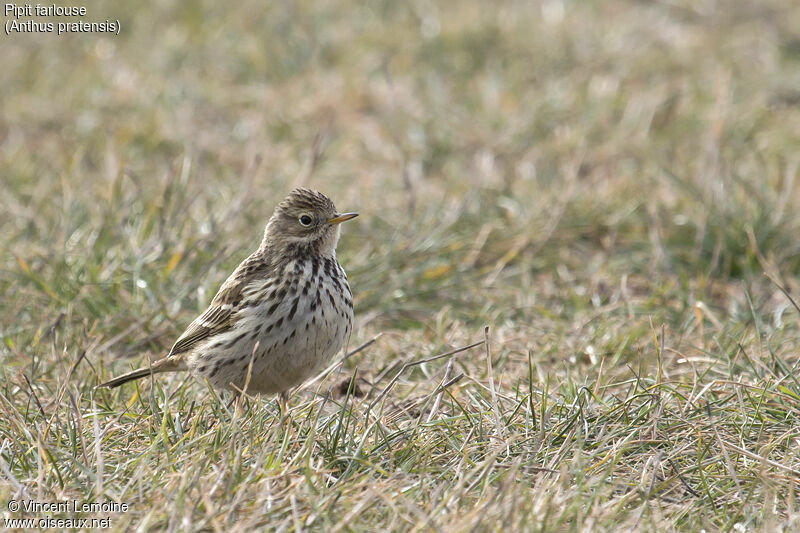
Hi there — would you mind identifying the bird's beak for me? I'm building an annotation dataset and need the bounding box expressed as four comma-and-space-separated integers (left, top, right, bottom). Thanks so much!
327, 212, 359, 225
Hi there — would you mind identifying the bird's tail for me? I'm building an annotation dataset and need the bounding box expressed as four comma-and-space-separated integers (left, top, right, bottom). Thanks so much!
96, 357, 185, 389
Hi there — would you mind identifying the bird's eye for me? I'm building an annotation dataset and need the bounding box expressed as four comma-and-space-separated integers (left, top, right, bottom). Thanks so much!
299, 214, 313, 227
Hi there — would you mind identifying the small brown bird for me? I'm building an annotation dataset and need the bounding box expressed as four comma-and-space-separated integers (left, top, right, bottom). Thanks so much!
98, 188, 357, 398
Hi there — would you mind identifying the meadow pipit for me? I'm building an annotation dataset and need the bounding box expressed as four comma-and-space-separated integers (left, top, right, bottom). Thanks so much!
98, 188, 357, 398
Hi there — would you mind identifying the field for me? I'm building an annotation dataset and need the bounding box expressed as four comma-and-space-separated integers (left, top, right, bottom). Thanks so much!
3, 0, 800, 531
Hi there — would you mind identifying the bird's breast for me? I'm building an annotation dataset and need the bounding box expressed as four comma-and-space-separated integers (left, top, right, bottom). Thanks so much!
192, 256, 353, 394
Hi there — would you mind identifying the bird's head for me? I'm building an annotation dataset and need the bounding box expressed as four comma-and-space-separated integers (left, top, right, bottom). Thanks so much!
263, 188, 358, 257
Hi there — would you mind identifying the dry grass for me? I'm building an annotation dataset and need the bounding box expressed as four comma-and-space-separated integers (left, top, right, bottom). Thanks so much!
3, 0, 800, 531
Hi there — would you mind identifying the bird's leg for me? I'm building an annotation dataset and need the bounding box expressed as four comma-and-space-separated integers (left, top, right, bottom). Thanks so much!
235, 393, 250, 418
278, 391, 289, 418
277, 390, 298, 434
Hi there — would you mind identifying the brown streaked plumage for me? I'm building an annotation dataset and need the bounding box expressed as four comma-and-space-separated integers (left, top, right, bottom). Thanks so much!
98, 188, 357, 397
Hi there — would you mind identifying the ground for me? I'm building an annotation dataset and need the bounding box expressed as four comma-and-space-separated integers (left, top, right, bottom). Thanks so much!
3, 0, 800, 531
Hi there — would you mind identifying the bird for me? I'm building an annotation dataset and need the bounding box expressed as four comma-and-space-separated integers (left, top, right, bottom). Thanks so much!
97, 188, 358, 401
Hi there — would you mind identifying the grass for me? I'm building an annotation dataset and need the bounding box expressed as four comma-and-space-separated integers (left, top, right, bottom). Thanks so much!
3, 0, 800, 530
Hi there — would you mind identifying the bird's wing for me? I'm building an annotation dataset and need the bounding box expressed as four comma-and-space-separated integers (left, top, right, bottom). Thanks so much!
167, 250, 270, 357
168, 279, 244, 356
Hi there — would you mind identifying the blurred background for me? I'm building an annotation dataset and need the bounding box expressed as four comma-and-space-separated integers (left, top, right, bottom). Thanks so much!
4, 1, 800, 529
4, 0, 800, 389
3, 0, 800, 381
